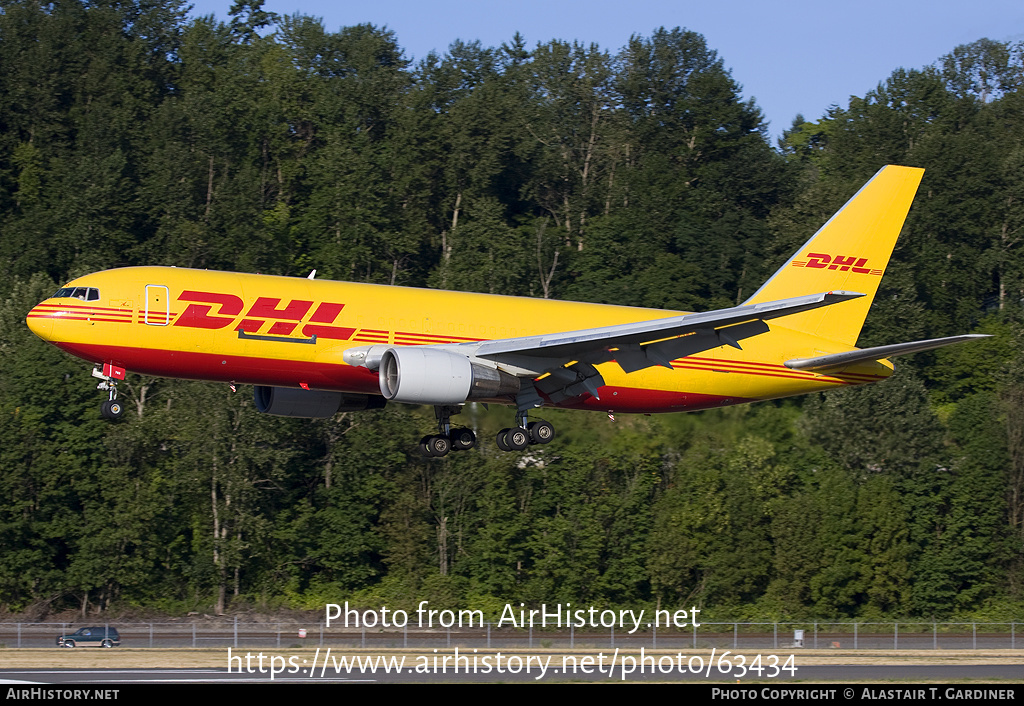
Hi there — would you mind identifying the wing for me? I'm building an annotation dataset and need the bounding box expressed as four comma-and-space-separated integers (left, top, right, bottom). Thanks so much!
344, 290, 864, 407
469, 291, 861, 362
463, 290, 862, 405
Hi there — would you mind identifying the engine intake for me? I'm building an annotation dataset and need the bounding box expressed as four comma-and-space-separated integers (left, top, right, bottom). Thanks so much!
378, 347, 520, 404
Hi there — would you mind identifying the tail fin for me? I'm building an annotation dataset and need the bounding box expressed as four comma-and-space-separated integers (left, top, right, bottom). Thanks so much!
744, 165, 924, 346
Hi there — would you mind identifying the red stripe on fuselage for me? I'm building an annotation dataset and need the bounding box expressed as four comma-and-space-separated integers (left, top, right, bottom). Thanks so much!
672, 361, 857, 385
555, 386, 753, 413
50, 342, 749, 413
32, 303, 133, 314
28, 313, 132, 324
53, 342, 381, 394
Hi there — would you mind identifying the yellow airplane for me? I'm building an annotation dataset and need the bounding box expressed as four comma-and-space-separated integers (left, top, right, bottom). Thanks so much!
26, 165, 985, 456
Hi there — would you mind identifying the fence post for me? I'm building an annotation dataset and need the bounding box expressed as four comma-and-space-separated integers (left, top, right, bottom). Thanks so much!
733, 623, 738, 650
894, 622, 898, 650
854, 622, 858, 650
774, 622, 778, 649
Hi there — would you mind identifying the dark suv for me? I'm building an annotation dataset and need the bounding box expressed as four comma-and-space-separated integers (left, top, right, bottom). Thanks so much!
56, 627, 120, 648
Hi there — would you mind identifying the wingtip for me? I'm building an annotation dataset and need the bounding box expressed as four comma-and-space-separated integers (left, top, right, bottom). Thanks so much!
824, 290, 866, 301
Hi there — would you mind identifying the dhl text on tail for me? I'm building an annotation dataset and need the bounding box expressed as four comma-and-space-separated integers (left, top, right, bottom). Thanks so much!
26, 165, 987, 456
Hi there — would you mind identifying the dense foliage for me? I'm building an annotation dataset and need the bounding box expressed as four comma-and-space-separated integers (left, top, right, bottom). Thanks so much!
2, 0, 1024, 620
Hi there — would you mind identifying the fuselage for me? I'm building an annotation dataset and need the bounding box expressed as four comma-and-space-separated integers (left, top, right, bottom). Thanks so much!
26, 266, 891, 413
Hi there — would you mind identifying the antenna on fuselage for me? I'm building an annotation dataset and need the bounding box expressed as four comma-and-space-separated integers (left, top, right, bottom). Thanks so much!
307, 269, 317, 279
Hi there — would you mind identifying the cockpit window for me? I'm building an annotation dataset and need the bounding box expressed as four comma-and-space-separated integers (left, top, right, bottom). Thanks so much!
52, 287, 99, 301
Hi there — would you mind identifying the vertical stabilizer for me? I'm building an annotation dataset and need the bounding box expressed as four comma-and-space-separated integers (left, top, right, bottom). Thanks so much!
744, 165, 924, 346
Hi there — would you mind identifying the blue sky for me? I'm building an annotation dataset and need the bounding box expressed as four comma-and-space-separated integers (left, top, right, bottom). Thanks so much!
186, 0, 1024, 141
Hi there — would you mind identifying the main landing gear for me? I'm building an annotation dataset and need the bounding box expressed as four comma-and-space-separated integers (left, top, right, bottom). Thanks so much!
419, 406, 555, 457
495, 411, 555, 452
420, 405, 477, 457
92, 365, 125, 420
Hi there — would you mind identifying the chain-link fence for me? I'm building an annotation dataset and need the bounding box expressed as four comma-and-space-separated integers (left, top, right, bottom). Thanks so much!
2, 620, 1020, 650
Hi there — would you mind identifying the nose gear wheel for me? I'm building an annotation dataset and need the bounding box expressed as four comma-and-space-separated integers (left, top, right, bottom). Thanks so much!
93, 367, 125, 420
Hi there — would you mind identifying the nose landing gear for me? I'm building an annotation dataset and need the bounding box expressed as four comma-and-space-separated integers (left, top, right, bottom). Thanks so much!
92, 364, 125, 420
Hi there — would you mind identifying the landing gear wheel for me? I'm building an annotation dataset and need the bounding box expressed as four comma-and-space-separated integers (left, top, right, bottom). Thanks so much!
420, 405, 464, 458
505, 426, 530, 451
423, 434, 451, 458
527, 420, 555, 444
450, 427, 476, 450
496, 428, 512, 452
419, 435, 435, 457
101, 400, 124, 420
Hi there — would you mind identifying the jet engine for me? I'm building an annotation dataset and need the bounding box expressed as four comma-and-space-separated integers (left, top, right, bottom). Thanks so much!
378, 347, 520, 404
254, 386, 386, 418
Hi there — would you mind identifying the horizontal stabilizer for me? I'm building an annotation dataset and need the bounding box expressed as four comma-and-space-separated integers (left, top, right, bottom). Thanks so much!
784, 334, 991, 372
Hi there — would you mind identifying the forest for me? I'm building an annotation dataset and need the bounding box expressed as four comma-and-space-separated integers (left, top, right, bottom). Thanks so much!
1, 0, 1024, 621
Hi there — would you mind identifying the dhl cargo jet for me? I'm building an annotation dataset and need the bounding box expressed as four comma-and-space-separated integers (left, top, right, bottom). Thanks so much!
26, 165, 986, 456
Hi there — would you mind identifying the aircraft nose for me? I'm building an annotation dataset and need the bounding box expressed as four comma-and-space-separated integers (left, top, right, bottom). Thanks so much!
26, 304, 54, 341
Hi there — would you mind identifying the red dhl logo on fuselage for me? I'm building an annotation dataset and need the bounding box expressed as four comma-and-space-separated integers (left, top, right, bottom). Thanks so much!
173, 291, 355, 340
791, 253, 883, 275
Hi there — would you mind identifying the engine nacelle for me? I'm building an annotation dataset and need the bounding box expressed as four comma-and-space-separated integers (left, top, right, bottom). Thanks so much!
378, 347, 520, 404
254, 386, 386, 418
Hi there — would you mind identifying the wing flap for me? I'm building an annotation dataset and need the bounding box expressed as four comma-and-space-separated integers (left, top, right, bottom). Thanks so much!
613, 320, 771, 374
